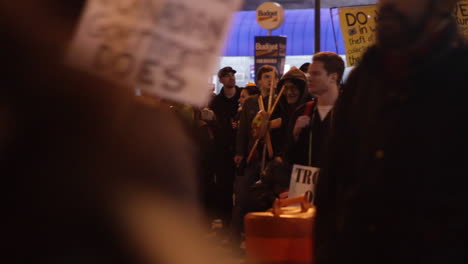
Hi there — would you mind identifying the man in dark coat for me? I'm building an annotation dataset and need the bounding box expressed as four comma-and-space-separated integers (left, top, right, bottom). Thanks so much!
285, 52, 344, 167
314, 0, 468, 264
209, 66, 240, 229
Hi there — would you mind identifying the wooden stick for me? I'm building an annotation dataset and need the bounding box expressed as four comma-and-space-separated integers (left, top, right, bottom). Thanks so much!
268, 78, 274, 113
269, 84, 286, 115
265, 132, 273, 158
258, 95, 265, 112
246, 138, 260, 164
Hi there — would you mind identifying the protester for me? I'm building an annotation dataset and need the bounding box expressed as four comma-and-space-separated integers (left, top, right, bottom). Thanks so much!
235, 65, 284, 168
299, 62, 315, 102
314, 1, 468, 263
233, 82, 260, 130
277, 66, 309, 123
209, 66, 241, 231
285, 52, 345, 167
299, 62, 310, 73
239, 82, 260, 109
231, 65, 285, 248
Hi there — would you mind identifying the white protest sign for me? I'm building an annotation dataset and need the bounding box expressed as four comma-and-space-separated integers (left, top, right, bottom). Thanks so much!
67, 0, 242, 106
289, 164, 320, 205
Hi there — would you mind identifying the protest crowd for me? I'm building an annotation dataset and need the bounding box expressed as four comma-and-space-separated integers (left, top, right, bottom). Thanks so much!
3, 0, 467, 264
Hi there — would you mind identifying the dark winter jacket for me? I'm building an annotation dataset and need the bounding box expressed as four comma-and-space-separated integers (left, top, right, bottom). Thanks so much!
285, 101, 332, 167
235, 94, 286, 160
314, 23, 468, 264
210, 86, 240, 155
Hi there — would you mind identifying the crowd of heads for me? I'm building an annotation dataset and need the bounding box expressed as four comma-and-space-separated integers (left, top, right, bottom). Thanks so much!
220, 51, 345, 108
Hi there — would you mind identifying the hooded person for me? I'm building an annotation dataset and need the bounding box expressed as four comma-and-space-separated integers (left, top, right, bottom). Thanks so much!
275, 66, 310, 163
276, 66, 308, 118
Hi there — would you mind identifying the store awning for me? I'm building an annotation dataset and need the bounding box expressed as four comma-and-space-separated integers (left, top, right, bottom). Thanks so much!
222, 8, 345, 56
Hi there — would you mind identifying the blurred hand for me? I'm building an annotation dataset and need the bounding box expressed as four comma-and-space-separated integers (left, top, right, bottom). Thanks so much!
234, 155, 243, 167
293, 115, 310, 141
200, 108, 215, 121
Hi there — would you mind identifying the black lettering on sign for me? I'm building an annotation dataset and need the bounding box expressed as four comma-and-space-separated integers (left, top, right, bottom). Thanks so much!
346, 11, 368, 26
302, 169, 312, 184
453, 3, 468, 17
359, 25, 368, 35
295, 168, 304, 183
138, 59, 158, 85
312, 170, 319, 185
163, 66, 185, 92
459, 4, 468, 17
357, 12, 368, 25
137, 58, 185, 92
348, 54, 362, 66
92, 44, 135, 77
349, 36, 366, 45
100, 0, 160, 24
346, 13, 357, 26
161, 2, 186, 33
86, 13, 108, 38
159, 2, 224, 44
93, 44, 114, 70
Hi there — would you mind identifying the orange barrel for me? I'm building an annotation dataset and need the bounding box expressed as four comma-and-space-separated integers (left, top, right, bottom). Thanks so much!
244, 195, 315, 264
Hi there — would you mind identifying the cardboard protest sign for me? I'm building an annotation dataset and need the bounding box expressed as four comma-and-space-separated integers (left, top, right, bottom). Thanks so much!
339, 5, 377, 67
289, 164, 320, 205
67, 0, 242, 106
339, 1, 468, 66
455, 0, 468, 40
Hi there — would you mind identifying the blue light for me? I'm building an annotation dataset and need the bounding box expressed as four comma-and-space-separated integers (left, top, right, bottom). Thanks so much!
223, 9, 346, 56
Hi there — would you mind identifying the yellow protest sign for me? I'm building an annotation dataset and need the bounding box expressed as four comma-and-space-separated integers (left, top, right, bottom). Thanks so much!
339, 5, 377, 67
455, 0, 468, 40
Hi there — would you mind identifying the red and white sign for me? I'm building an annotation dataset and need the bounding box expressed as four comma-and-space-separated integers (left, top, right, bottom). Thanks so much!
256, 2, 285, 30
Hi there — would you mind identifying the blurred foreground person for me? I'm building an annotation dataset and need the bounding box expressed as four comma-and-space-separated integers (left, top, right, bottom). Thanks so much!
2, 1, 225, 264
315, 0, 468, 264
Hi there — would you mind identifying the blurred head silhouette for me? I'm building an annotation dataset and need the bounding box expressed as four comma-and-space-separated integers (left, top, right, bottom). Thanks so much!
377, 0, 459, 50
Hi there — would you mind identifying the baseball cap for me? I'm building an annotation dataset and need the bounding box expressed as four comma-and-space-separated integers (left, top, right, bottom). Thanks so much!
218, 66, 237, 78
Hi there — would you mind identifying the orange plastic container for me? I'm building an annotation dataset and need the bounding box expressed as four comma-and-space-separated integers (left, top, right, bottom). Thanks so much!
244, 195, 315, 264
